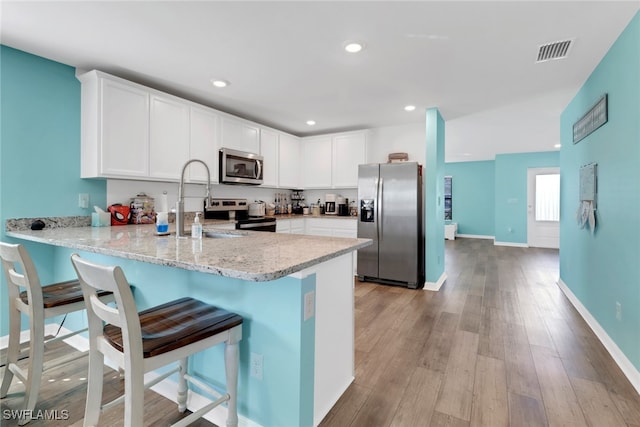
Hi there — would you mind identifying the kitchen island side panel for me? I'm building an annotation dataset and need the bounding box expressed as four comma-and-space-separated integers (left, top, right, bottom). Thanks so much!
50, 246, 316, 427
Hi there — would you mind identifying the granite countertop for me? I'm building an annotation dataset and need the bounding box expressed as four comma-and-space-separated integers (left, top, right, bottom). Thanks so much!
6, 224, 370, 282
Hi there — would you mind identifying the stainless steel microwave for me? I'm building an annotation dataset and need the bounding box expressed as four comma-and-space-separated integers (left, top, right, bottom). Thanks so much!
219, 148, 263, 185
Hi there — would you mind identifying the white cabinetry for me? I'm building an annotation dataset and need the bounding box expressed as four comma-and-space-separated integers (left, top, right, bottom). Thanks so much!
302, 136, 333, 188
276, 218, 290, 233
301, 130, 367, 189
220, 116, 260, 154
279, 133, 301, 189
149, 94, 190, 180
304, 218, 357, 238
290, 218, 305, 234
260, 128, 279, 187
332, 132, 366, 188
80, 71, 150, 178
189, 106, 220, 183
79, 70, 222, 183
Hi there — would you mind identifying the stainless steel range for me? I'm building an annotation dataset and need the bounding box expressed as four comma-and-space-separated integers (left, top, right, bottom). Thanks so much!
204, 198, 276, 232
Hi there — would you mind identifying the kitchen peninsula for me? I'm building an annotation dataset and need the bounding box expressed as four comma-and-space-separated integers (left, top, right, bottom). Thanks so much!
6, 222, 371, 427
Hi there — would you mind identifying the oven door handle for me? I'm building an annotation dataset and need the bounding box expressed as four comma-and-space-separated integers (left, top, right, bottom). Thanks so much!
237, 221, 276, 229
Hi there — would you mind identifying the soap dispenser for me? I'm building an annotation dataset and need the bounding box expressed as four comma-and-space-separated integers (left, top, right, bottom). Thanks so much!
191, 212, 202, 239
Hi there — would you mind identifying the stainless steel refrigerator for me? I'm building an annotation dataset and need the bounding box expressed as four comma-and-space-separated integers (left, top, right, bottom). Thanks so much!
357, 162, 424, 289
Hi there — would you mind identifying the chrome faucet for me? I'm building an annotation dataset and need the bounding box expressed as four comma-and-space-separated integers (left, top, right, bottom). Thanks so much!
176, 159, 212, 238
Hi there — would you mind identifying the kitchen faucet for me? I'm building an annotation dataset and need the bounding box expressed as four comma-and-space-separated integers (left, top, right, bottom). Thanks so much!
176, 159, 212, 238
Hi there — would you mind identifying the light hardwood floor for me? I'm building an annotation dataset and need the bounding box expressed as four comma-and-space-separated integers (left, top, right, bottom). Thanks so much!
2, 238, 639, 426
320, 238, 640, 427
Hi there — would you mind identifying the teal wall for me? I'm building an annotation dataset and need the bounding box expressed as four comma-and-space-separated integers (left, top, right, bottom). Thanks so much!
425, 108, 445, 284
444, 160, 495, 236
494, 151, 560, 244
559, 12, 640, 371
0, 45, 106, 334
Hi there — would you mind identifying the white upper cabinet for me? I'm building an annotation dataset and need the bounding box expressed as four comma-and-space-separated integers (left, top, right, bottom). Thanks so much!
149, 94, 190, 180
220, 116, 260, 154
260, 128, 279, 187
189, 105, 220, 184
332, 131, 367, 188
278, 133, 301, 189
80, 71, 150, 178
301, 130, 367, 189
302, 136, 332, 188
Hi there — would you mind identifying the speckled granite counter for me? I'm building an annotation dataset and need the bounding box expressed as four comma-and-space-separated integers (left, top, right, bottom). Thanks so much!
6, 224, 370, 282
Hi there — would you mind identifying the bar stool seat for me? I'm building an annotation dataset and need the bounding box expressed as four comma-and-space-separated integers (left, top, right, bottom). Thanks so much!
0, 242, 114, 425
19, 279, 112, 308
70, 253, 243, 427
104, 297, 242, 358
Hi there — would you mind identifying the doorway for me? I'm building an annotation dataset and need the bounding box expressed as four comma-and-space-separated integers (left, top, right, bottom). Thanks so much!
527, 167, 560, 249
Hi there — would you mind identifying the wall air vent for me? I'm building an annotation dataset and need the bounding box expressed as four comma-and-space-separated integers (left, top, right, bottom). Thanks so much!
536, 39, 573, 63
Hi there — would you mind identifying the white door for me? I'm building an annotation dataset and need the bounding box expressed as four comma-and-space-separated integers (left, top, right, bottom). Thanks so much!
527, 167, 560, 248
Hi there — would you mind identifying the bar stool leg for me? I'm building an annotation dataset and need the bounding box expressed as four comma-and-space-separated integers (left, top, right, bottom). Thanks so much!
0, 305, 20, 398
83, 349, 104, 427
224, 341, 239, 427
177, 358, 188, 413
123, 356, 145, 427
18, 315, 45, 425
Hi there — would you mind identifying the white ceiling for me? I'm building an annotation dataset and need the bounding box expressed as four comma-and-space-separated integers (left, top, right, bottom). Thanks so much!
2, 1, 638, 162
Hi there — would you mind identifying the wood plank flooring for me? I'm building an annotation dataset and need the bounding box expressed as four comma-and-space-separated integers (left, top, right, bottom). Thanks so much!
0, 340, 213, 426
2, 238, 639, 426
320, 238, 640, 427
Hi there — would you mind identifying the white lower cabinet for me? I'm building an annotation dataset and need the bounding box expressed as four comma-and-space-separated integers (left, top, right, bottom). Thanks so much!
289, 219, 305, 234
276, 219, 291, 233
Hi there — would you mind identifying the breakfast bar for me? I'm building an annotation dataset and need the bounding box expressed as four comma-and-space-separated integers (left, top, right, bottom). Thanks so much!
6, 223, 371, 427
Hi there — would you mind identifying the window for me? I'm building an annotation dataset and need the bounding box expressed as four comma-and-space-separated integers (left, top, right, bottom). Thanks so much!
444, 176, 452, 220
535, 174, 560, 221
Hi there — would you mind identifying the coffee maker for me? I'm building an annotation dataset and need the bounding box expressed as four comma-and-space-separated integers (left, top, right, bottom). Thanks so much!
325, 194, 337, 215
337, 196, 349, 216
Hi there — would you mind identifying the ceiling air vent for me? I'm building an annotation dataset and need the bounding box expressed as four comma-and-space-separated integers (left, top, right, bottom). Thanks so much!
536, 39, 573, 63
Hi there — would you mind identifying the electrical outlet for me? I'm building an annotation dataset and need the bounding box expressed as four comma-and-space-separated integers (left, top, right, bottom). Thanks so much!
250, 352, 263, 380
78, 193, 89, 209
304, 291, 315, 321
616, 302, 622, 321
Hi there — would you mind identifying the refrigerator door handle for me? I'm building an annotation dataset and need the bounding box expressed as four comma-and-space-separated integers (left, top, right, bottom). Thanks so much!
377, 177, 383, 239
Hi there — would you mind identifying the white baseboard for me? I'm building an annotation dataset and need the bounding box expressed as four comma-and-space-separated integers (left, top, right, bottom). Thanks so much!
557, 279, 640, 395
424, 272, 447, 291
494, 241, 529, 247
455, 234, 495, 240
1, 325, 262, 427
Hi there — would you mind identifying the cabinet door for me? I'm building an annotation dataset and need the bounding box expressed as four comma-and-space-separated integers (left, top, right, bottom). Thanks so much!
260, 128, 279, 187
190, 106, 220, 183
149, 94, 190, 180
304, 218, 333, 236
332, 132, 366, 188
302, 136, 332, 188
276, 219, 291, 233
100, 78, 150, 177
289, 219, 305, 234
221, 116, 260, 153
279, 133, 301, 189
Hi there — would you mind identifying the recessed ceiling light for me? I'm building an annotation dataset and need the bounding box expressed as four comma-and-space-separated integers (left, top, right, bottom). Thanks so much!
404, 105, 416, 112
554, 143, 562, 148
211, 79, 229, 88
306, 120, 316, 126
344, 41, 364, 53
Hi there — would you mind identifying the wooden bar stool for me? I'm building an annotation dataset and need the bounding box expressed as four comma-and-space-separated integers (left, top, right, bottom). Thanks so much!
70, 253, 243, 427
0, 242, 114, 425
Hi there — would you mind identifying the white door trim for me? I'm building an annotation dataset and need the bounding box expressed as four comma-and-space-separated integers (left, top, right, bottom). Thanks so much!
527, 167, 560, 249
